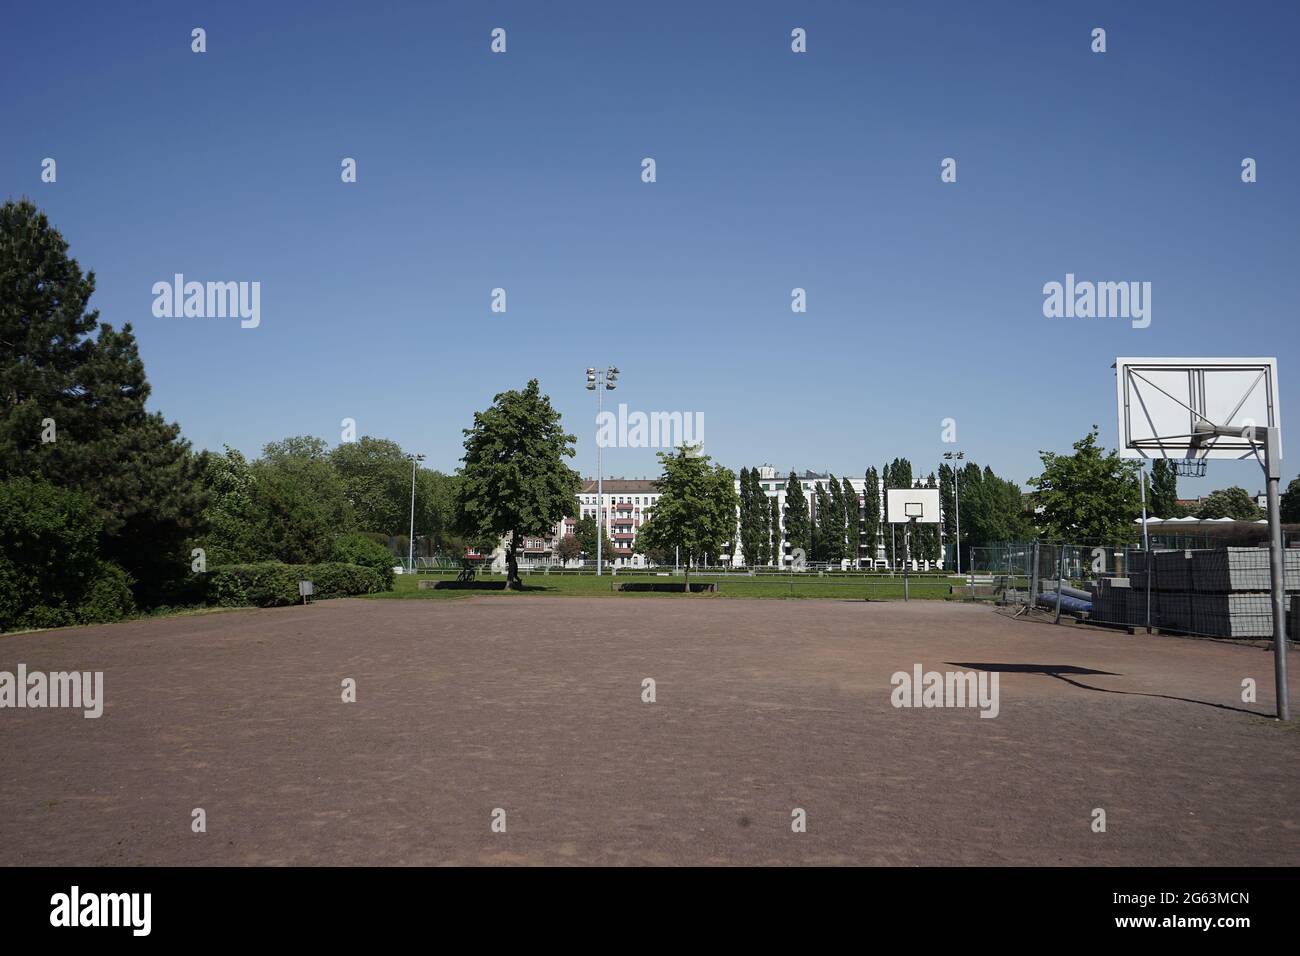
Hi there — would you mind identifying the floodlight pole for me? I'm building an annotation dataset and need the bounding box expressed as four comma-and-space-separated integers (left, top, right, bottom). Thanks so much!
1196, 422, 1289, 720
903, 518, 915, 602
407, 453, 425, 575
586, 366, 618, 575
1138, 461, 1150, 552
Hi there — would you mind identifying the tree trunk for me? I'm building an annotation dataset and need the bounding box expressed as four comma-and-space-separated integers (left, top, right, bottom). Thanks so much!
683, 552, 690, 594
507, 532, 521, 590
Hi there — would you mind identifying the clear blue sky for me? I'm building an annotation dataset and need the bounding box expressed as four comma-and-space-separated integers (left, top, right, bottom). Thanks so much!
4, 1, 1296, 495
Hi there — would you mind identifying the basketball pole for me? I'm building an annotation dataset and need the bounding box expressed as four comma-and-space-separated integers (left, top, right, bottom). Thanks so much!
1195, 422, 1289, 720
1262, 427, 1290, 721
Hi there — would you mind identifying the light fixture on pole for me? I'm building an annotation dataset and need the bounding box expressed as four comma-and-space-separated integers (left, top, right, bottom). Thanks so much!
585, 366, 619, 575
407, 453, 425, 575
942, 451, 965, 575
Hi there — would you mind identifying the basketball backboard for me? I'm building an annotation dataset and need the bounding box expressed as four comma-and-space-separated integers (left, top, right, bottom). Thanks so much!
886, 487, 940, 524
1115, 357, 1280, 460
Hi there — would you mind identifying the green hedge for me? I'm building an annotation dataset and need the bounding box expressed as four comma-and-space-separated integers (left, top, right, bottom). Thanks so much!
206, 561, 387, 607
330, 533, 397, 590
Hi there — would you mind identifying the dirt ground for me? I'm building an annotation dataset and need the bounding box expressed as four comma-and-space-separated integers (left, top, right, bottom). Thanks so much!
1, 597, 1296, 866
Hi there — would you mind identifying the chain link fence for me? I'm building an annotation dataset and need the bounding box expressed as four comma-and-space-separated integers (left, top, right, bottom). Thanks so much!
972, 539, 1297, 640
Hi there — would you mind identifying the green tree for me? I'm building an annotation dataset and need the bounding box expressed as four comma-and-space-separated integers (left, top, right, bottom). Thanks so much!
884, 459, 913, 565
1148, 459, 1180, 518
198, 446, 264, 565
0, 476, 135, 631
556, 534, 582, 564
0, 199, 206, 605
262, 435, 354, 533
1281, 476, 1300, 524
783, 472, 811, 563
862, 467, 881, 567
751, 470, 771, 565
1196, 487, 1264, 521
822, 478, 847, 565
738, 467, 759, 566
636, 446, 738, 590
456, 380, 581, 589
841, 476, 860, 567
574, 515, 613, 562
769, 495, 782, 566
1029, 428, 1142, 543
330, 436, 419, 535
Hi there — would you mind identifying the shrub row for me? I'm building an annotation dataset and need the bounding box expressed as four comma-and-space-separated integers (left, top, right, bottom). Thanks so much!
205, 561, 387, 608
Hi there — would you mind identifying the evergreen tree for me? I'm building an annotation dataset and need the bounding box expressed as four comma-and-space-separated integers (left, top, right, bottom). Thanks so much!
824, 477, 847, 565
0, 199, 206, 605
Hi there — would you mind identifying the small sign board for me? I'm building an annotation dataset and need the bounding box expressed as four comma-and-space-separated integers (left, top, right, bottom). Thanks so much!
298, 580, 314, 597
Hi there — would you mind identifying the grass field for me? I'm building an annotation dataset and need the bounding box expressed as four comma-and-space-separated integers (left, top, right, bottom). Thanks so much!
2, 596, 1295, 866
372, 570, 961, 601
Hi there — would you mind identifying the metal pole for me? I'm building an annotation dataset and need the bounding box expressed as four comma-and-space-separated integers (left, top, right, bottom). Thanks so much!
1263, 427, 1290, 720
953, 468, 961, 576
1139, 462, 1150, 552
1054, 545, 1065, 624
596, 381, 602, 576
408, 456, 417, 575
1030, 540, 1040, 607
903, 520, 911, 602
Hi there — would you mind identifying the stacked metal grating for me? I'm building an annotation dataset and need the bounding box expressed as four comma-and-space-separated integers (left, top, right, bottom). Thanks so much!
1187, 548, 1299, 638
1088, 577, 1131, 625
1088, 547, 1298, 638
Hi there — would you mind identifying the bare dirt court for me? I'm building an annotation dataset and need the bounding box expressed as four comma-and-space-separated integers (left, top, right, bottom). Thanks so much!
1, 597, 1296, 866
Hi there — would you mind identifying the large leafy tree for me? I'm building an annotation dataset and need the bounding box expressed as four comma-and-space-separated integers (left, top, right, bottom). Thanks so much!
0, 199, 205, 604
782, 471, 811, 563
1029, 428, 1142, 543
262, 436, 354, 534
1281, 476, 1300, 524
456, 380, 581, 588
636, 445, 737, 589
1148, 459, 1180, 518
1196, 487, 1263, 521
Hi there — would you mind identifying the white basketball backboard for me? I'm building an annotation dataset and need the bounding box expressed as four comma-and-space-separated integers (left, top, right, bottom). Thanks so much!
1115, 357, 1280, 460
886, 487, 940, 524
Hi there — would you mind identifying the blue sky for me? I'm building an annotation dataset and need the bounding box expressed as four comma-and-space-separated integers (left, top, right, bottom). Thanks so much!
3, 1, 1296, 494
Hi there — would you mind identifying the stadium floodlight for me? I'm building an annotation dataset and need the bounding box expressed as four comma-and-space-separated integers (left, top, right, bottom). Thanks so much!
942, 451, 965, 573
407, 453, 426, 576
585, 365, 621, 575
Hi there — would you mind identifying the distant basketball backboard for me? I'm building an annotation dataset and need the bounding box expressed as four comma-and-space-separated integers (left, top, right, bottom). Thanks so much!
886, 487, 940, 524
1115, 357, 1280, 460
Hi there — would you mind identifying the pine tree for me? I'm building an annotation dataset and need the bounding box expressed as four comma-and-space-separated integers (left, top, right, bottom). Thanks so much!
0, 199, 206, 604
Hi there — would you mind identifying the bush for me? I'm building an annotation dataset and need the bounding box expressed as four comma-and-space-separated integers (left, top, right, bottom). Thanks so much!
330, 532, 397, 590
205, 561, 385, 608
79, 562, 138, 624
0, 477, 124, 631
